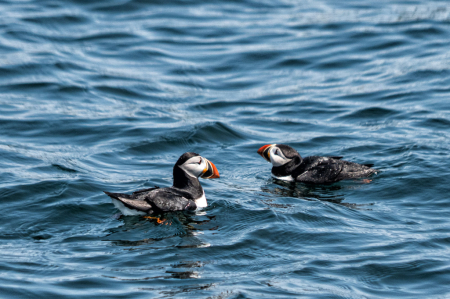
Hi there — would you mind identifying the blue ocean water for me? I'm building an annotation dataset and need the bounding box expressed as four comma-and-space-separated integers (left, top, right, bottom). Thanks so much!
1, 0, 450, 297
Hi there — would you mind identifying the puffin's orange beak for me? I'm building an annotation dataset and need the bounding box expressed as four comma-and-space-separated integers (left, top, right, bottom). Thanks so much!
201, 159, 220, 179
257, 144, 274, 162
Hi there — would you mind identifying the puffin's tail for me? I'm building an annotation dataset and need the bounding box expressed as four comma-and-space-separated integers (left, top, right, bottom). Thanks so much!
104, 191, 152, 214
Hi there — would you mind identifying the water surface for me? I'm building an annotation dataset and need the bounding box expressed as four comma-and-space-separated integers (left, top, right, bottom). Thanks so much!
1, 0, 450, 297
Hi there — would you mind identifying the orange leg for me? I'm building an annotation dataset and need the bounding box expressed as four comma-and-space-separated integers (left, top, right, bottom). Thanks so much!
143, 216, 167, 224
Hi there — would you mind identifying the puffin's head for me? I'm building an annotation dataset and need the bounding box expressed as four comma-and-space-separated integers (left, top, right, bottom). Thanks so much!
257, 144, 301, 167
176, 152, 220, 179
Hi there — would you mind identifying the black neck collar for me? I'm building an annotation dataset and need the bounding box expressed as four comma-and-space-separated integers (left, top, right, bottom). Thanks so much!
172, 166, 204, 199
271, 156, 302, 178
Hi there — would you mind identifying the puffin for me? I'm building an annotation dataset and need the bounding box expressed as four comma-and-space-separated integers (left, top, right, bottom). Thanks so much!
104, 152, 220, 216
257, 144, 376, 184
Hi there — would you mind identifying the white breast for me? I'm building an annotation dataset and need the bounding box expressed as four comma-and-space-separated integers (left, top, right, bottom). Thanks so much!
271, 173, 295, 182
194, 191, 207, 208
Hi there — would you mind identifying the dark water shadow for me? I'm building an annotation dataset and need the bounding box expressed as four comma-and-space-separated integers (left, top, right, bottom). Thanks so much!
102, 211, 216, 247
262, 178, 374, 210
103, 260, 205, 281
101, 211, 217, 294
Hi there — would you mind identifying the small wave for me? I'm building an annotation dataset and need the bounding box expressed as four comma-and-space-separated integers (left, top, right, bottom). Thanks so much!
126, 122, 247, 156
338, 107, 399, 120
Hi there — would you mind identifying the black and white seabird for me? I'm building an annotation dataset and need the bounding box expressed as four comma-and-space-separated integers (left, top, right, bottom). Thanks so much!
104, 152, 220, 216
257, 144, 376, 184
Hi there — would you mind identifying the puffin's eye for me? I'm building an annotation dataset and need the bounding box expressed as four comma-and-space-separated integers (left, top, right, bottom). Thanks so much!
275, 149, 279, 155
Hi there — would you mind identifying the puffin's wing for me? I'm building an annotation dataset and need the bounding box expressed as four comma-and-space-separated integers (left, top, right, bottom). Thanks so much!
328, 156, 343, 160
143, 189, 197, 212
132, 186, 160, 196
335, 161, 376, 180
296, 159, 343, 184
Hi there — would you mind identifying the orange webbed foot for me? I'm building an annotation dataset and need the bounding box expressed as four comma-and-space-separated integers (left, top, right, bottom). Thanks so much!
143, 216, 167, 224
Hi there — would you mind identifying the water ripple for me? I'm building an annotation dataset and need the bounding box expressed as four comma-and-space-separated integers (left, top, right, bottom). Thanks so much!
1, 0, 450, 297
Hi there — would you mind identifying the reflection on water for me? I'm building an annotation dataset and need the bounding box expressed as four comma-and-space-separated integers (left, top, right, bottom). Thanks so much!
99, 212, 217, 296
262, 178, 373, 209
104, 261, 204, 280
166, 261, 203, 279
143, 282, 214, 297
103, 211, 215, 248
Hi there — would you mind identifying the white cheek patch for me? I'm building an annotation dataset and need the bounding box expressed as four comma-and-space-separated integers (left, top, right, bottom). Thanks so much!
180, 157, 206, 177
271, 155, 291, 167
270, 147, 292, 167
